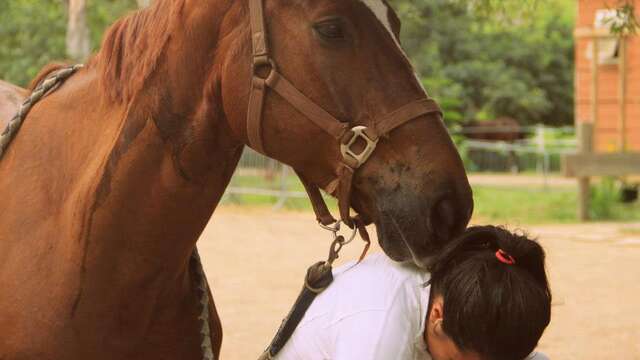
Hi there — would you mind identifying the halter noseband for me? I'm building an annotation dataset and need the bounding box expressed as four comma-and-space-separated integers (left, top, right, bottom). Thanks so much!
246, 0, 443, 229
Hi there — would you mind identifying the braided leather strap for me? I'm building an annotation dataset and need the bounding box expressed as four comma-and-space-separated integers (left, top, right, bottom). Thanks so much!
191, 249, 215, 360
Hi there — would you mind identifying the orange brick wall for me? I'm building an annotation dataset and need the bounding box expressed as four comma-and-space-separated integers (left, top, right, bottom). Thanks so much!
576, 0, 640, 152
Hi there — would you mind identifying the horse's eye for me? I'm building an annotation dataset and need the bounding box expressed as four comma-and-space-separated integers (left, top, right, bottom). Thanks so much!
314, 20, 345, 40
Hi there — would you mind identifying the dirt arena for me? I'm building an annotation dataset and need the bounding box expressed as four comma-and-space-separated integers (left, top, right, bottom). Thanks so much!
199, 207, 640, 360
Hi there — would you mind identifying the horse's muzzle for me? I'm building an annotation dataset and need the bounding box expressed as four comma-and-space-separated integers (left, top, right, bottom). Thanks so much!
373, 184, 473, 268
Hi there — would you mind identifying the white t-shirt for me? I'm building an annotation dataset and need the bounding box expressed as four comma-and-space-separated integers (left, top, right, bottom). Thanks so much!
276, 253, 432, 360
274, 253, 551, 360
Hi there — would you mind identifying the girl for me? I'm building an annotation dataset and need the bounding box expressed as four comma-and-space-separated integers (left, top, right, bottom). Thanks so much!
275, 226, 551, 360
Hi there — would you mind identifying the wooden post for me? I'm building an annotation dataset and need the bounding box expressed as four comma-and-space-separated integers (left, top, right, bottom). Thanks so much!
66, 0, 90, 61
576, 36, 600, 222
578, 123, 594, 221
591, 38, 599, 130
618, 35, 627, 152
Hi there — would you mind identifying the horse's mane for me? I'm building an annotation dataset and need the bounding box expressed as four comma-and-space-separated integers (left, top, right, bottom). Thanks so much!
28, 63, 69, 91
88, 0, 186, 103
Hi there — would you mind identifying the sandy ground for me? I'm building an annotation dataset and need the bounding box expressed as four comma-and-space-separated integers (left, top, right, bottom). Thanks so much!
198, 207, 640, 360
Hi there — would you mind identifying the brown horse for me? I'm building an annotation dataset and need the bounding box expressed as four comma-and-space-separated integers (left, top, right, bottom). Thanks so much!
462, 117, 527, 142
0, 0, 472, 359
0, 80, 28, 127
462, 117, 528, 172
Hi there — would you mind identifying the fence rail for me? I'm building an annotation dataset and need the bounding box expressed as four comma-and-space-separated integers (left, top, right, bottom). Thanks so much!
223, 125, 578, 206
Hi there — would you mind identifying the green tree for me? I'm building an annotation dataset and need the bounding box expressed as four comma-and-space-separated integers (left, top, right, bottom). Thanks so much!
396, 0, 576, 126
0, 0, 67, 86
0, 0, 135, 86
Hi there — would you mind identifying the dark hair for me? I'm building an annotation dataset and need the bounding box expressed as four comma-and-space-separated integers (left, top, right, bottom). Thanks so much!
428, 225, 551, 360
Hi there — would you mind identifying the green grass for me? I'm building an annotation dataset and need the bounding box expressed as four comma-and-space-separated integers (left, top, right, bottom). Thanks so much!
471, 186, 578, 224
620, 228, 640, 236
472, 185, 640, 224
222, 175, 640, 224
225, 174, 334, 210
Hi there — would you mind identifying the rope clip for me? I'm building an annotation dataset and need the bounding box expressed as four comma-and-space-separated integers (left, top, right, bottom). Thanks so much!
319, 220, 358, 245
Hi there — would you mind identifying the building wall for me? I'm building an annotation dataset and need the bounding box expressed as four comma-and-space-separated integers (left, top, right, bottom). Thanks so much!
576, 0, 640, 152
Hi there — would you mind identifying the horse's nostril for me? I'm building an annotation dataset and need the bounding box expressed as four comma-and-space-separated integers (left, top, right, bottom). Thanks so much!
429, 196, 457, 243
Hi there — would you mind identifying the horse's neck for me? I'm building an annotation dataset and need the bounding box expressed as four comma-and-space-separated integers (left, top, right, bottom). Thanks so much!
75, 0, 244, 281
83, 84, 242, 277
3, 67, 241, 285
0, 64, 242, 352
0, 2, 243, 353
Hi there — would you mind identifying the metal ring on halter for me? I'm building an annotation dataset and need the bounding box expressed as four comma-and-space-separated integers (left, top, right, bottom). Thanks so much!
340, 126, 379, 169
341, 226, 358, 245
319, 220, 341, 234
318, 220, 358, 245
252, 55, 277, 80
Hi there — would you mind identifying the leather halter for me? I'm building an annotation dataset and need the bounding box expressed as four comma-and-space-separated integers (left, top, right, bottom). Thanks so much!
246, 0, 443, 229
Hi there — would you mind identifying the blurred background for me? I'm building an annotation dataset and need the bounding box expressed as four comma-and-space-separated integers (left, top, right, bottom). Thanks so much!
2, 0, 639, 359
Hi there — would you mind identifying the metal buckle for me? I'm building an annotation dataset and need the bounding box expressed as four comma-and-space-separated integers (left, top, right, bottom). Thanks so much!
340, 126, 378, 169
252, 55, 276, 80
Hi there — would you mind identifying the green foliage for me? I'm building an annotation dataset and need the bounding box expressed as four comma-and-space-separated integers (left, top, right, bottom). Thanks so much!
87, 0, 137, 52
590, 177, 618, 219
396, 0, 576, 127
0, 0, 136, 87
0, 0, 67, 86
589, 178, 640, 220
605, 1, 639, 34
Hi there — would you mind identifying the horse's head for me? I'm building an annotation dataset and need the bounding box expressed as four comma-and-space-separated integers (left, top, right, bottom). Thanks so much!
218, 0, 473, 267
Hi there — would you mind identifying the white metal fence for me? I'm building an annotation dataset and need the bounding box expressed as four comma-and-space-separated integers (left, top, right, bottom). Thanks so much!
455, 125, 576, 176
222, 125, 578, 205
224, 149, 309, 206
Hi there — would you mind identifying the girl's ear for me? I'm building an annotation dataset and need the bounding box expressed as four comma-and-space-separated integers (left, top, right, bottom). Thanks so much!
428, 295, 446, 337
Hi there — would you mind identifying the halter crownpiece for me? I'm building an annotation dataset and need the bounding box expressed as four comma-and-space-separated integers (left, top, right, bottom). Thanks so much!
246, 0, 443, 231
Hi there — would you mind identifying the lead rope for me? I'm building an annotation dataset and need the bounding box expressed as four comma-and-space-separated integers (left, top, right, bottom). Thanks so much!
0, 64, 214, 360
258, 222, 369, 360
191, 249, 215, 360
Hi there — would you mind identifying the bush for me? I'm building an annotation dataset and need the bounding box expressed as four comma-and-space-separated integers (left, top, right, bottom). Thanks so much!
0, 0, 136, 87
590, 178, 619, 219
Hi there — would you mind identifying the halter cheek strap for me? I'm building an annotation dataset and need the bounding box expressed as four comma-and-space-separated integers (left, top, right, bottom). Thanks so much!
246, 0, 443, 231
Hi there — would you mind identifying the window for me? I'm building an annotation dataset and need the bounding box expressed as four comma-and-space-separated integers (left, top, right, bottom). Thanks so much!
586, 9, 620, 65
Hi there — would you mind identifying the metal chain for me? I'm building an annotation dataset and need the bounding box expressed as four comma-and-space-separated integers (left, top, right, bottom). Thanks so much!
0, 63, 215, 360
0, 64, 83, 160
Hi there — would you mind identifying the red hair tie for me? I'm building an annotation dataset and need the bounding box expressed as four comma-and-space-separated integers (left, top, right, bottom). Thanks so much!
495, 249, 516, 265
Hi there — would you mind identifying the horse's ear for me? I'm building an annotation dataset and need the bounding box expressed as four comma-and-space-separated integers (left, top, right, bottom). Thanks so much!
384, 1, 402, 40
